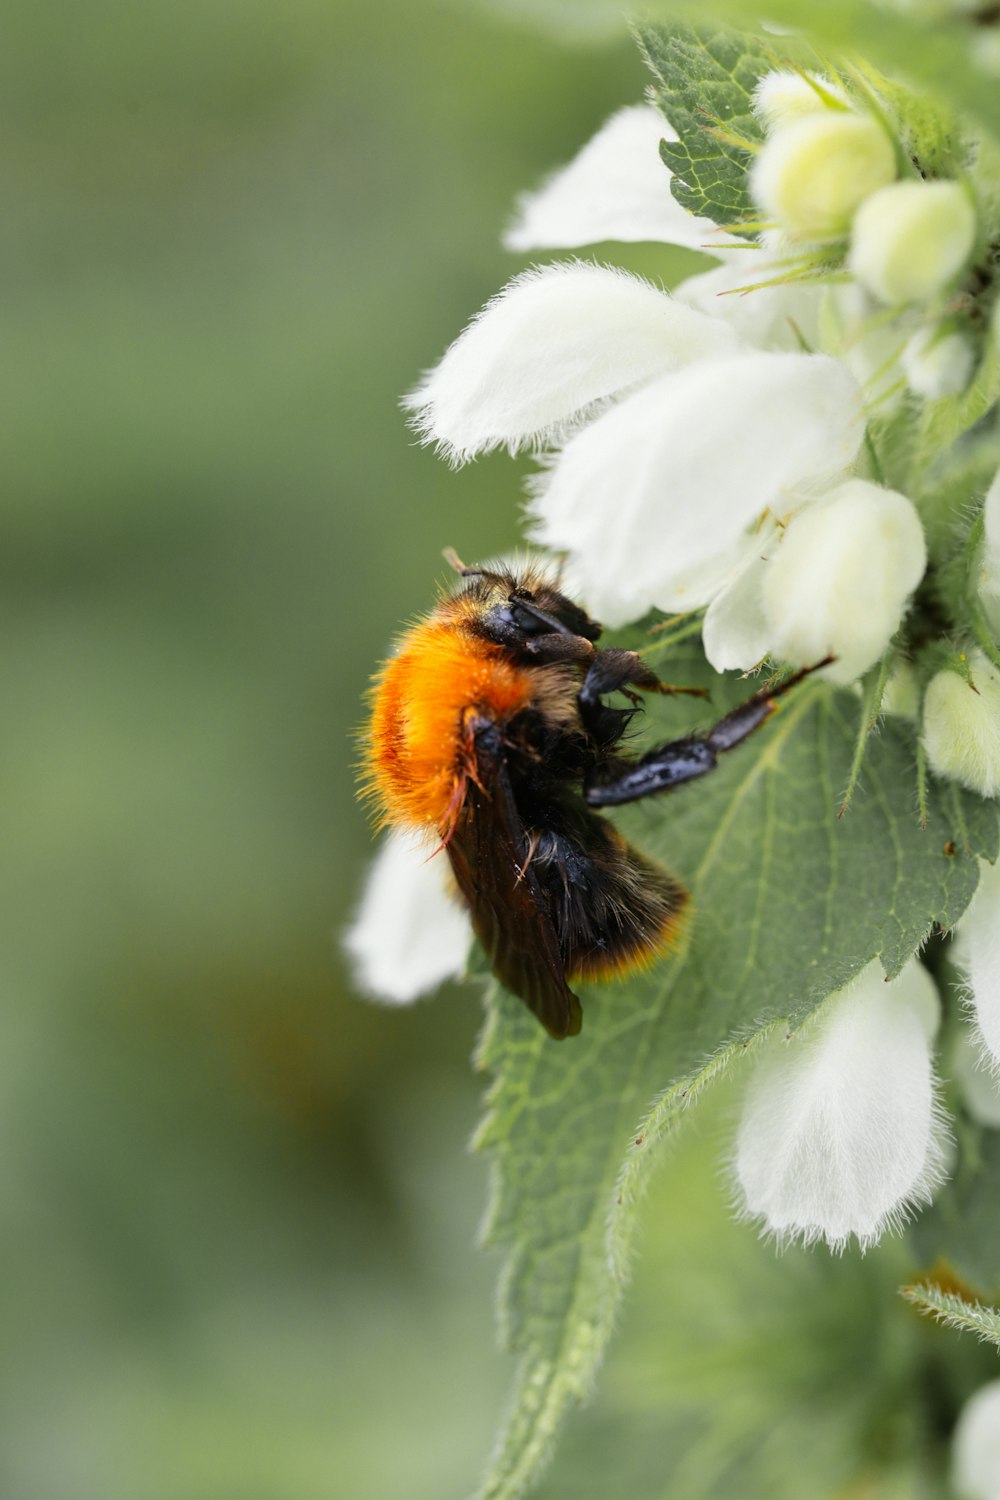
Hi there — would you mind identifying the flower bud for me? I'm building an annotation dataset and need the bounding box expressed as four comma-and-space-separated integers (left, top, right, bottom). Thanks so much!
762, 479, 927, 684
923, 649, 1000, 799
849, 180, 976, 304
979, 465, 1000, 634
752, 70, 846, 131
902, 323, 976, 399
881, 660, 920, 720
750, 112, 896, 240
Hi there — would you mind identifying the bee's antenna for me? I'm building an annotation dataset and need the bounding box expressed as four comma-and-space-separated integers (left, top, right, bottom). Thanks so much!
443, 546, 482, 578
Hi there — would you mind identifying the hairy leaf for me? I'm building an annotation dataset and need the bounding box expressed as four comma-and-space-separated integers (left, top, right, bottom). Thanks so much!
642, 0, 1000, 140
637, 22, 771, 234
901, 1282, 1000, 1352
473, 662, 998, 1500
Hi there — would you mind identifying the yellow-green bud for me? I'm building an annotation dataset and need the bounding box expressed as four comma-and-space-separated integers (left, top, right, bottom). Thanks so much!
923, 649, 1000, 799
750, 113, 897, 240
849, 180, 976, 304
752, 70, 846, 131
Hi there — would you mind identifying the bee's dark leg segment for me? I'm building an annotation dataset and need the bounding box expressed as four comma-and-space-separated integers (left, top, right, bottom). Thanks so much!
578, 649, 667, 747
585, 739, 717, 805
520, 632, 595, 666
584, 660, 830, 808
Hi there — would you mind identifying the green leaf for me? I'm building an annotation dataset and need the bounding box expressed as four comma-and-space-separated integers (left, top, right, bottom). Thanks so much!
474, 662, 998, 1500
637, 22, 772, 234
901, 1282, 1000, 1351
640, 0, 1000, 141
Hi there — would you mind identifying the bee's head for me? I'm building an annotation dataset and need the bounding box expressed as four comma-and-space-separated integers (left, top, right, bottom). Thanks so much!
441, 551, 602, 649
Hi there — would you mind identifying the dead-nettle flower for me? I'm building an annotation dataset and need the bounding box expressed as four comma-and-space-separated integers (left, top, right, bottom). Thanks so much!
344, 828, 471, 1004
735, 958, 949, 1251
953, 858, 1000, 1079
950, 1026, 1000, 1128
502, 104, 733, 254
952, 1379, 1000, 1500
759, 479, 927, 684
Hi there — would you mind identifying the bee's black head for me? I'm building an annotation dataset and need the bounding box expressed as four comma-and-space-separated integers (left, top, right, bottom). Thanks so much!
448, 560, 602, 649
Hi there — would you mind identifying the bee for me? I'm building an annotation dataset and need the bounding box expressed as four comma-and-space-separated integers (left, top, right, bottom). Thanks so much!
361, 552, 819, 1040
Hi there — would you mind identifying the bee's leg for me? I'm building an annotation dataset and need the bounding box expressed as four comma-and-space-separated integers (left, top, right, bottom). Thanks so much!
521, 632, 596, 666
585, 661, 828, 808
578, 649, 707, 748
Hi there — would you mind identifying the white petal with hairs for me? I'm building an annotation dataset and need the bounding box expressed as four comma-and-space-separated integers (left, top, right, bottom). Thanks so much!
954, 859, 1000, 1076
531, 350, 863, 626
403, 262, 740, 465
735, 958, 948, 1251
344, 830, 471, 1005
503, 105, 733, 252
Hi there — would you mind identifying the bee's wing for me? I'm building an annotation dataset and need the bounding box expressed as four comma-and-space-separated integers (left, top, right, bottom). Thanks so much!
446, 734, 582, 1041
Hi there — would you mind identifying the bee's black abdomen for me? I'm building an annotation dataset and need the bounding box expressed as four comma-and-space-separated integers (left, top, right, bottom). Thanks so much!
529, 799, 687, 983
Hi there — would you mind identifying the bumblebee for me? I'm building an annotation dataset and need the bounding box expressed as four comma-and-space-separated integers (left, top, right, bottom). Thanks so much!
362, 553, 814, 1040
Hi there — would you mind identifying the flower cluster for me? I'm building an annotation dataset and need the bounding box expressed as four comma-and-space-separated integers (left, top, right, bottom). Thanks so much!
750, 70, 980, 401
349, 71, 1000, 1254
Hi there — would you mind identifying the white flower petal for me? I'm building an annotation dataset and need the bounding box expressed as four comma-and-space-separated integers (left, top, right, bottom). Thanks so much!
951, 1025, 1000, 1128
702, 536, 775, 671
504, 105, 734, 253
532, 350, 863, 626
953, 1380, 1000, 1500
675, 258, 823, 352
954, 859, 1000, 1074
344, 830, 471, 1005
404, 262, 740, 465
762, 478, 927, 684
735, 958, 948, 1251
902, 324, 976, 400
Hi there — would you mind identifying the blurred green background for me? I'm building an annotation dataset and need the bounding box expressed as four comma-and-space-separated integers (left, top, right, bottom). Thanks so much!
4, 2, 994, 1497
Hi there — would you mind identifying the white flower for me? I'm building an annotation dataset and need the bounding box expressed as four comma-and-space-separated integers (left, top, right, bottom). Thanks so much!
761, 478, 927, 684
752, 69, 847, 130
750, 111, 897, 240
902, 324, 976, 399
735, 957, 948, 1251
954, 859, 1000, 1076
530, 350, 863, 626
344, 829, 472, 1004
850, 180, 977, 305
953, 1380, 1000, 1500
403, 262, 740, 465
923, 649, 1000, 799
674, 256, 823, 352
503, 104, 734, 252
950, 1026, 1000, 1128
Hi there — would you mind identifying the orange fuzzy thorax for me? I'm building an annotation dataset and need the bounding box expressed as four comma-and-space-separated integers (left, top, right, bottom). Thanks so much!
363, 609, 534, 835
